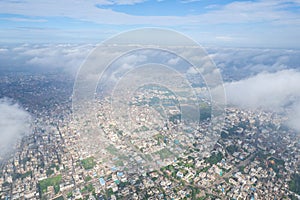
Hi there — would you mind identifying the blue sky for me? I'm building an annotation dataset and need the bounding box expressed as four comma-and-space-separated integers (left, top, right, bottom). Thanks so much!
0, 0, 300, 48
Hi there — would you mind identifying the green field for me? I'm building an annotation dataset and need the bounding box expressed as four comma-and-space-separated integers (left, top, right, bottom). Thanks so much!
38, 175, 62, 195
205, 152, 223, 165
106, 145, 119, 155
289, 173, 300, 195
156, 148, 174, 159
81, 157, 96, 170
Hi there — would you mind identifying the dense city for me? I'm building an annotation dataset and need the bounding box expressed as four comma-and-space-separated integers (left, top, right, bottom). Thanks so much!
0, 72, 299, 200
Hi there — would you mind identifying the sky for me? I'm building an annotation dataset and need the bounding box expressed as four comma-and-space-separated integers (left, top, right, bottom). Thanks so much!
0, 0, 300, 48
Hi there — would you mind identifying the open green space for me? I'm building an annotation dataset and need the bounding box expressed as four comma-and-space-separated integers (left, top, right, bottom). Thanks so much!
38, 174, 62, 195
81, 157, 96, 170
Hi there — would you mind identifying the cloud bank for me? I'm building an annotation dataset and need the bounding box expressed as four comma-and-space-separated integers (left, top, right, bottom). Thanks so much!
208, 47, 300, 81
225, 69, 300, 132
0, 44, 94, 75
0, 98, 32, 160
1, 44, 300, 78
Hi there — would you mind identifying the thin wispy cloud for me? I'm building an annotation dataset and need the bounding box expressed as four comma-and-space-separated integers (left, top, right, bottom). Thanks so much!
180, 0, 203, 3
0, 17, 47, 22
109, 0, 147, 5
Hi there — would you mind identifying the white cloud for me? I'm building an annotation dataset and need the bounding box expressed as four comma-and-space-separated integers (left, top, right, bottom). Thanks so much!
225, 70, 300, 110
167, 57, 180, 65
0, 48, 8, 52
288, 102, 300, 131
224, 69, 300, 131
180, 0, 203, 3
0, 98, 32, 159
